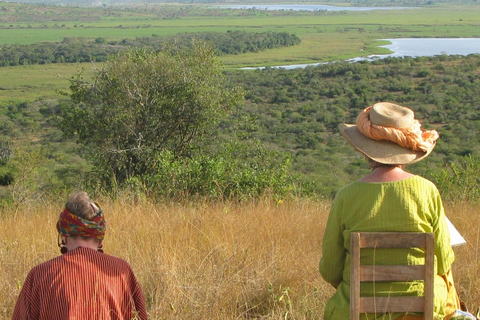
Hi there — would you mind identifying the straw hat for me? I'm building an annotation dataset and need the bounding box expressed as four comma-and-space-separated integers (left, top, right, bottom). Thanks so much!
339, 102, 437, 165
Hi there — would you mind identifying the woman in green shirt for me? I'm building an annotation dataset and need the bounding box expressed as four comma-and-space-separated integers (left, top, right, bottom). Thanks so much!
320, 102, 460, 320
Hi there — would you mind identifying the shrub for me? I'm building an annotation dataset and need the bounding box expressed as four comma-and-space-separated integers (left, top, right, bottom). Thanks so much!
429, 155, 480, 203
146, 141, 296, 201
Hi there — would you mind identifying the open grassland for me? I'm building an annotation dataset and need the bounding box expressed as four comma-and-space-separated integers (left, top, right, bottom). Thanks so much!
0, 3, 480, 103
1, 197, 479, 319
0, 3, 479, 62
0, 63, 97, 104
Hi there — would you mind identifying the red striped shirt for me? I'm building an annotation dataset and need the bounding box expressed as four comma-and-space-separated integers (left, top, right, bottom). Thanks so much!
12, 247, 148, 320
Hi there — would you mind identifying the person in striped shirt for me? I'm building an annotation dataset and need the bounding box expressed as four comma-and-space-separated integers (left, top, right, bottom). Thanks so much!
12, 191, 148, 320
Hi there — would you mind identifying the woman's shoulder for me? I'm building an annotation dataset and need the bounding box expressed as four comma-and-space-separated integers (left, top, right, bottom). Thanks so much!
407, 175, 440, 190
80, 248, 133, 268
333, 181, 366, 200
334, 175, 439, 197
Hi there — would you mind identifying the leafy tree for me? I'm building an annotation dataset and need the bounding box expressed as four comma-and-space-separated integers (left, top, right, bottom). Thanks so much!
59, 43, 243, 187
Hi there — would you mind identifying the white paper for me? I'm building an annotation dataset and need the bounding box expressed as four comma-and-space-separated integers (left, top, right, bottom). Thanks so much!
446, 217, 466, 247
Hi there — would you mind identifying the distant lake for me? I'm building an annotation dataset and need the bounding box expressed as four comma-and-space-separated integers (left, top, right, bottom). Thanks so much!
242, 38, 480, 70
217, 4, 415, 11
376, 38, 480, 58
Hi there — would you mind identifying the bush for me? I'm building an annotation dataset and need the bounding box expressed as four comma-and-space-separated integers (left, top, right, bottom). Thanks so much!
146, 141, 296, 201
429, 155, 480, 203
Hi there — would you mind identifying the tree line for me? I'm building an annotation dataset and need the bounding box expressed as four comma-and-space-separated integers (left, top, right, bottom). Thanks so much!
0, 31, 301, 67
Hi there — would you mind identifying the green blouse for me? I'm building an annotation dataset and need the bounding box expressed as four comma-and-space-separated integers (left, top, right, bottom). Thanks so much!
320, 175, 454, 320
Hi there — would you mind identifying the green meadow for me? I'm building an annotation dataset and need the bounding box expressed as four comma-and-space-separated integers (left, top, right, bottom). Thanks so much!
0, 3, 479, 49
0, 2, 479, 104
0, 63, 94, 104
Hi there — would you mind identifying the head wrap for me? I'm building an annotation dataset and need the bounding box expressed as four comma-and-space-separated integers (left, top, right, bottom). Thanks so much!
356, 106, 439, 152
56, 204, 106, 240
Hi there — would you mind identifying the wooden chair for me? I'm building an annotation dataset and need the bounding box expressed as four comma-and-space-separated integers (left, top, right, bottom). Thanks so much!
350, 232, 435, 320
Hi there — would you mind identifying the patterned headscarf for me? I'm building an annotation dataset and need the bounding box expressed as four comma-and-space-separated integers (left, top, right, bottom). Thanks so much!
56, 204, 106, 240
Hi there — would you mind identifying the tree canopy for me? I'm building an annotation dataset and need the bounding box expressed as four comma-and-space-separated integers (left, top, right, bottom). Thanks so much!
59, 43, 242, 187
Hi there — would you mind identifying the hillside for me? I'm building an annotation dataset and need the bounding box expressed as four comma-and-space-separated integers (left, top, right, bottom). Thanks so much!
220, 54, 480, 196
1, 54, 479, 200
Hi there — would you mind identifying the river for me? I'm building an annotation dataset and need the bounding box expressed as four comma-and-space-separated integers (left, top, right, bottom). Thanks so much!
375, 38, 480, 58
242, 38, 480, 70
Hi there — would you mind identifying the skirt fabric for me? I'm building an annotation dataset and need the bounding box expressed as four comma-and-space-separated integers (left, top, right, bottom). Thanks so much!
393, 269, 460, 320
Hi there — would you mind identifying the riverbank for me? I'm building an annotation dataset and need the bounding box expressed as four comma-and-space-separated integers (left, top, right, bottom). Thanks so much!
240, 38, 480, 69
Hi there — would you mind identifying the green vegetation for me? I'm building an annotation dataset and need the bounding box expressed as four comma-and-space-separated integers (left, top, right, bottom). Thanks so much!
59, 45, 240, 190
431, 155, 480, 203
0, 2, 479, 68
0, 31, 300, 66
0, 63, 92, 104
1, 2, 480, 203
147, 141, 295, 200
0, 2, 479, 104
2, 52, 480, 202
220, 54, 480, 196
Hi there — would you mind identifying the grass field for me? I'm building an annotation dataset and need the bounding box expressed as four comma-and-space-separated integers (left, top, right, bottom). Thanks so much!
0, 63, 95, 104
0, 3, 479, 104
1, 197, 478, 319
0, 3, 479, 49
0, 2, 479, 104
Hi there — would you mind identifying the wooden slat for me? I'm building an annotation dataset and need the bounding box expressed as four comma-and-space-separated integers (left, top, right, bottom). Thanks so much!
360, 265, 425, 282
424, 233, 435, 320
350, 232, 361, 320
358, 232, 427, 249
350, 232, 435, 320
359, 297, 425, 313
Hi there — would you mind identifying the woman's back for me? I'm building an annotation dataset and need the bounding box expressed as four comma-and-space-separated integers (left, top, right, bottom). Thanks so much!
321, 102, 459, 320
320, 175, 454, 319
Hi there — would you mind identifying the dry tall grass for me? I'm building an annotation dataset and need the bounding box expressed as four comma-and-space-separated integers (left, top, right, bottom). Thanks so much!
1, 198, 478, 319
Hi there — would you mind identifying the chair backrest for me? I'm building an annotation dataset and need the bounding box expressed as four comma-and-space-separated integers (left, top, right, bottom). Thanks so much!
350, 232, 435, 320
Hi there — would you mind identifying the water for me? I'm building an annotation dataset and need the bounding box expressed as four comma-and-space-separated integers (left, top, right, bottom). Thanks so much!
242, 38, 480, 70
376, 38, 480, 58
241, 62, 326, 70
217, 4, 415, 12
